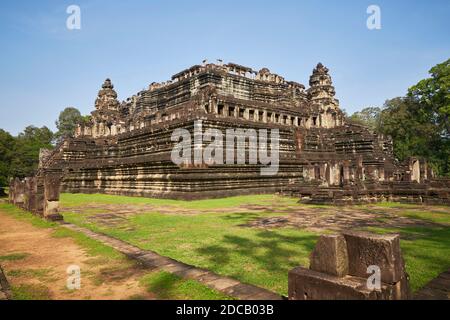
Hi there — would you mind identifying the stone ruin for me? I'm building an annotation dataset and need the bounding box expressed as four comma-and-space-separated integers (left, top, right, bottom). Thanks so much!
289, 231, 412, 300
7, 60, 450, 203
8, 152, 63, 221
4, 61, 446, 300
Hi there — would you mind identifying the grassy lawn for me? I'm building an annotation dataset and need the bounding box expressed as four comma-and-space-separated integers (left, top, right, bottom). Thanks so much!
137, 271, 233, 300
59, 193, 450, 296
0, 202, 229, 300
3, 193, 449, 297
61, 194, 317, 296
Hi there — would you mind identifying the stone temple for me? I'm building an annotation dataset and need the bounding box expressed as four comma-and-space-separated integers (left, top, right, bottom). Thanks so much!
12, 61, 449, 209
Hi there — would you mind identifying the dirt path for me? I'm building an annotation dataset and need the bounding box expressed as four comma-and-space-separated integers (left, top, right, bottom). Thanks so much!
0, 210, 154, 300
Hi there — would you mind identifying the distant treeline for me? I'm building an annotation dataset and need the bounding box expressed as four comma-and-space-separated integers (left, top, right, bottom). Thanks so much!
0, 107, 84, 193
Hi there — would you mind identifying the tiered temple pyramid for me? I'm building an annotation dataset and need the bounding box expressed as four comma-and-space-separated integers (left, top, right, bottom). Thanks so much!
32, 61, 448, 203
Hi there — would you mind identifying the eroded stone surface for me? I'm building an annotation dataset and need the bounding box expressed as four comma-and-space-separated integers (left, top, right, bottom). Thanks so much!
343, 231, 405, 284
288, 266, 407, 300
309, 234, 348, 277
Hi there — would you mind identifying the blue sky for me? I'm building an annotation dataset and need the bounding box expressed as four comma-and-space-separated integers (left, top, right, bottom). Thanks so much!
0, 0, 448, 135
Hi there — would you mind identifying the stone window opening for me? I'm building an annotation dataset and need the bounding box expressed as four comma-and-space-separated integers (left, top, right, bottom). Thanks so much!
267, 112, 273, 122
312, 117, 317, 126
259, 111, 264, 122
314, 166, 321, 180
228, 106, 235, 117
239, 108, 245, 118
218, 104, 224, 115
249, 110, 255, 120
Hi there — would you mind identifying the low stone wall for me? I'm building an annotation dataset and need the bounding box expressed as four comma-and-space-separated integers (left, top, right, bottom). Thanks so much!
8, 172, 63, 221
288, 231, 411, 300
295, 179, 450, 206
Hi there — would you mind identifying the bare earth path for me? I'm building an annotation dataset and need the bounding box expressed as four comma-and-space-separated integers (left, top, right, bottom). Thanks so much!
0, 210, 155, 300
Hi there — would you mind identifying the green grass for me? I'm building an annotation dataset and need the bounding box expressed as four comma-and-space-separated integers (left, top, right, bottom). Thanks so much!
61, 194, 318, 295
0, 203, 57, 229
11, 283, 51, 300
139, 271, 232, 300
60, 193, 300, 210
366, 225, 450, 292
60, 193, 450, 295
0, 253, 29, 262
0, 203, 240, 300
52, 227, 125, 261
7, 268, 55, 281
398, 210, 450, 225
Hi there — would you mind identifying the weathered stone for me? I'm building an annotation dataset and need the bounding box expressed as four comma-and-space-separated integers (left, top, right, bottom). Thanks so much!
289, 266, 396, 300
44, 174, 61, 201
309, 234, 348, 277
342, 231, 406, 284
2, 60, 440, 202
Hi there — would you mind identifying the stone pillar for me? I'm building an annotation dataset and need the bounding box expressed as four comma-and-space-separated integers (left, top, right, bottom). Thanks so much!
13, 178, 25, 208
356, 156, 364, 182
288, 232, 411, 300
24, 177, 38, 213
35, 176, 45, 215
43, 173, 63, 221
411, 159, 420, 183
8, 179, 14, 204
343, 160, 351, 185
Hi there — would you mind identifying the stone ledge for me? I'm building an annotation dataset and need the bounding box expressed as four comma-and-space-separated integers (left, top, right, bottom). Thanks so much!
289, 266, 394, 300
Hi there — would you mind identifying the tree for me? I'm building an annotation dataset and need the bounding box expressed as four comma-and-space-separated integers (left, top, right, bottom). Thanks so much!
377, 59, 450, 176
0, 129, 15, 195
349, 107, 382, 130
407, 58, 449, 140
10, 126, 54, 178
55, 107, 83, 139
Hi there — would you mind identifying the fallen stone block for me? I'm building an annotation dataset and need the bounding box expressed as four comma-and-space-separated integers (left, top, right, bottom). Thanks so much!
289, 266, 399, 300
343, 231, 406, 284
309, 234, 349, 277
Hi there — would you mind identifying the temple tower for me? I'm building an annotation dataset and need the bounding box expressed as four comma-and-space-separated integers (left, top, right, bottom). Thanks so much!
307, 63, 343, 128
90, 79, 123, 137
95, 78, 120, 111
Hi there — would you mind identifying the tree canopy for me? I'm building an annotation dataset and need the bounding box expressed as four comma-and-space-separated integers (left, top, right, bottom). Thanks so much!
55, 107, 83, 139
350, 58, 449, 176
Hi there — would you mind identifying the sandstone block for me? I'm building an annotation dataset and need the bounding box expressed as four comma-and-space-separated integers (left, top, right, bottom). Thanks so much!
288, 267, 395, 300
44, 174, 61, 201
343, 231, 406, 284
309, 234, 349, 277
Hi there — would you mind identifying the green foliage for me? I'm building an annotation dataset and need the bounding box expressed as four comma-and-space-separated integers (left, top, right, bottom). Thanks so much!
55, 107, 83, 139
408, 59, 450, 139
10, 125, 54, 178
0, 126, 55, 185
349, 106, 381, 130
0, 129, 15, 190
368, 58, 449, 176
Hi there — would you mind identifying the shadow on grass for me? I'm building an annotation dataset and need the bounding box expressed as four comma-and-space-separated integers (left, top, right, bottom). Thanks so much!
368, 225, 450, 291
220, 212, 264, 223
196, 230, 317, 276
